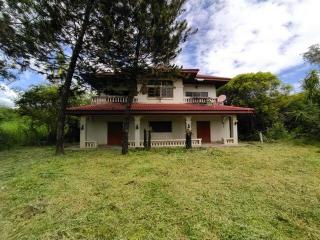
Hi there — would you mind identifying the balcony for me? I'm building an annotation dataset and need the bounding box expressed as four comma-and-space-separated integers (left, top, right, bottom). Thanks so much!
92, 96, 222, 105
183, 97, 219, 105
92, 96, 138, 104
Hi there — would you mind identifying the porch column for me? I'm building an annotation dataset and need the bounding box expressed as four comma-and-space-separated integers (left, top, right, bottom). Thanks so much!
185, 116, 192, 131
80, 116, 87, 148
232, 115, 238, 144
134, 116, 141, 148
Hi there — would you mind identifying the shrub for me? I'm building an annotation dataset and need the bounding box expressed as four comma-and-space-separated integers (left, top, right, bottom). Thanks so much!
265, 122, 290, 140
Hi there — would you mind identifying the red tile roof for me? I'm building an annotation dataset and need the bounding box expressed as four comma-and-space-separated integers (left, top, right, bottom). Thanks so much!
67, 103, 253, 115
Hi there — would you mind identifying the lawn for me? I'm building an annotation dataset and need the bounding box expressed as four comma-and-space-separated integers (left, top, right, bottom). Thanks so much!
0, 142, 320, 240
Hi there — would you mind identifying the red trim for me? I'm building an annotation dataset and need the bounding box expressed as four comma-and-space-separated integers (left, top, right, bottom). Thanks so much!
67, 103, 254, 115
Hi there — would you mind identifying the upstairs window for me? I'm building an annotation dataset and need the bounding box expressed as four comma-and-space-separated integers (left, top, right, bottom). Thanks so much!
147, 80, 173, 98
149, 121, 172, 132
185, 92, 209, 97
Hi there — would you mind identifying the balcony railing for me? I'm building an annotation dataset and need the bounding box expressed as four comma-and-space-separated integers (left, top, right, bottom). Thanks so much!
92, 96, 137, 104
92, 96, 221, 105
184, 97, 218, 104
128, 138, 202, 148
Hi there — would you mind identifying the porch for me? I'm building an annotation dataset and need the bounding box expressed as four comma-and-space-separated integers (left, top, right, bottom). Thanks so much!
79, 115, 238, 149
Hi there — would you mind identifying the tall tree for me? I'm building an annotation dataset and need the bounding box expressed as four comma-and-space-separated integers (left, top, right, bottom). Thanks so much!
303, 44, 320, 105
219, 72, 291, 137
96, 0, 193, 154
302, 70, 320, 105
303, 44, 320, 66
0, 0, 116, 154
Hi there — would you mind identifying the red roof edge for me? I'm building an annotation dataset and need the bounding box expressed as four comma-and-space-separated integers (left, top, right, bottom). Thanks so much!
66, 103, 254, 115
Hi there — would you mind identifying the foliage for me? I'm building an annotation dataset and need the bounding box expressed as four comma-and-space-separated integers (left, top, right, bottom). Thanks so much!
218, 69, 320, 141
302, 70, 320, 105
0, 85, 88, 150
280, 93, 320, 139
15, 85, 89, 144
0, 0, 120, 154
219, 72, 291, 138
1, 143, 320, 239
265, 121, 290, 140
0, 108, 46, 149
303, 44, 320, 66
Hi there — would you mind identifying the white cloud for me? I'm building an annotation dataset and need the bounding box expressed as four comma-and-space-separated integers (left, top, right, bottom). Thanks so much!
0, 83, 18, 108
176, 0, 320, 77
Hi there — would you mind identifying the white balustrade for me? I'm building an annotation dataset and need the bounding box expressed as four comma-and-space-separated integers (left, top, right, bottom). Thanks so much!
84, 141, 97, 148
223, 138, 235, 145
92, 96, 137, 104
128, 139, 202, 148
184, 97, 218, 104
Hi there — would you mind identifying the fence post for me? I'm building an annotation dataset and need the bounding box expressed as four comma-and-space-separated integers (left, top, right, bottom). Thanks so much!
259, 132, 264, 143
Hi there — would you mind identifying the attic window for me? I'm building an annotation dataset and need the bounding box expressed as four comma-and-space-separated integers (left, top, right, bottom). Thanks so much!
147, 80, 173, 98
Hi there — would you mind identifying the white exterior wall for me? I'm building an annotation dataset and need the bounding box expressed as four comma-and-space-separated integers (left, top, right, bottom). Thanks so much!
135, 81, 217, 103
183, 84, 217, 98
136, 79, 184, 103
81, 115, 238, 146
84, 116, 135, 145
86, 116, 108, 145
139, 116, 185, 140
191, 116, 230, 143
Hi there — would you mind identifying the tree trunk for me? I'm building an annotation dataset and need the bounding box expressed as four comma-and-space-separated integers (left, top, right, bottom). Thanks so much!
122, 99, 132, 154
121, 31, 141, 155
55, 0, 94, 155
122, 94, 134, 155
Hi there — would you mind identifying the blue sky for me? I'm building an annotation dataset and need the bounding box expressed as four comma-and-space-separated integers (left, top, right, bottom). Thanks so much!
1, 0, 319, 107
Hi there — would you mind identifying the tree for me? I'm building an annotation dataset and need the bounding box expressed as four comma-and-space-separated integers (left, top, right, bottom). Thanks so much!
95, 0, 193, 154
302, 70, 320, 105
15, 85, 88, 144
280, 93, 320, 139
218, 72, 290, 138
0, 0, 117, 154
303, 44, 320, 66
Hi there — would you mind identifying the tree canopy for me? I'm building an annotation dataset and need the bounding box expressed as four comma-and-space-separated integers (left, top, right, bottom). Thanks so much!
0, 0, 118, 154
303, 44, 320, 66
219, 72, 291, 133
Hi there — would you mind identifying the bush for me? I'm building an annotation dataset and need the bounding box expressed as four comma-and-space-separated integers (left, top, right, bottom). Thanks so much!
265, 122, 290, 140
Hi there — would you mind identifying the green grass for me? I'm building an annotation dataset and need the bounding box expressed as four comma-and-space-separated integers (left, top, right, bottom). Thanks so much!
0, 142, 320, 240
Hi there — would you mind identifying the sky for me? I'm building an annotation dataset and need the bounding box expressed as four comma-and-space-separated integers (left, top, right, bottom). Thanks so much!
1, 0, 319, 107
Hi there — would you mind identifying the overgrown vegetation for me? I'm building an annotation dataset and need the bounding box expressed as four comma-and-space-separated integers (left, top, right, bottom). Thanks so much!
0, 85, 89, 150
0, 142, 319, 239
219, 48, 320, 141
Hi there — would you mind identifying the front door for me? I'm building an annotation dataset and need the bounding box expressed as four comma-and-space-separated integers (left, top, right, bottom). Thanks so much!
197, 121, 211, 143
108, 122, 123, 145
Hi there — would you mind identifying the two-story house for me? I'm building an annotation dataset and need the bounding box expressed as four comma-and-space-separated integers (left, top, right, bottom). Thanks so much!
67, 69, 253, 148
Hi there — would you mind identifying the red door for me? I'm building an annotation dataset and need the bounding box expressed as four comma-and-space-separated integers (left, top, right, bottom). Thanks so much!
197, 121, 211, 143
108, 122, 123, 145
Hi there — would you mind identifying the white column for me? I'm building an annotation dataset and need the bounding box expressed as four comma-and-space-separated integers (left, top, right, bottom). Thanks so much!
80, 116, 87, 148
185, 116, 192, 131
232, 115, 238, 144
134, 116, 141, 148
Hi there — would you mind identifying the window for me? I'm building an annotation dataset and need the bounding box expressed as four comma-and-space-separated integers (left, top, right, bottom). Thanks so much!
149, 121, 172, 132
147, 80, 173, 98
185, 92, 208, 97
